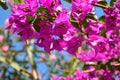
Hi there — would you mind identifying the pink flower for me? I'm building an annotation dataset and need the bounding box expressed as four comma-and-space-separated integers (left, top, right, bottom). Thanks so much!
39, 58, 44, 62
39, 0, 61, 11
11, 0, 38, 16
67, 35, 83, 55
116, 1, 120, 9
52, 39, 67, 51
87, 35, 108, 52
77, 50, 96, 62
49, 54, 57, 60
63, 27, 77, 41
0, 73, 3, 78
74, 70, 90, 80
51, 76, 72, 80
1, 45, 9, 52
72, 0, 92, 20
53, 10, 70, 36
6, 0, 39, 40
85, 20, 105, 36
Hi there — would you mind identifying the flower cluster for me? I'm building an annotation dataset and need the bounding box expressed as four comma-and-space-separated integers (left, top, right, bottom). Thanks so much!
6, 0, 120, 79
51, 68, 119, 80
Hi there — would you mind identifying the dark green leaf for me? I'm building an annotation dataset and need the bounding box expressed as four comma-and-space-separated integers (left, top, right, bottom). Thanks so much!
41, 16, 49, 20
36, 7, 54, 22
99, 16, 105, 22
26, 16, 34, 23
97, 0, 108, 6
0, 0, 8, 10
116, 66, 120, 70
110, 0, 116, 6
33, 17, 40, 32
61, 72, 69, 77
116, 30, 119, 36
86, 13, 97, 20
100, 28, 106, 37
64, 0, 71, 3
36, 7, 48, 13
0, 28, 4, 34
70, 14, 79, 28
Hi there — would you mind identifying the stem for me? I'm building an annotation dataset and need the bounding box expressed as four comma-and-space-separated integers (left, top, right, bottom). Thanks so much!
69, 58, 79, 75
113, 63, 120, 66
83, 69, 95, 73
26, 41, 39, 80
94, 3, 108, 8
70, 19, 79, 23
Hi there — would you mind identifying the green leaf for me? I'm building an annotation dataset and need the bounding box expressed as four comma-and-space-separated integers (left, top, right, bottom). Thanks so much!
86, 13, 98, 20
100, 28, 106, 37
99, 16, 105, 22
41, 16, 49, 20
36, 7, 48, 13
64, 0, 71, 3
110, 0, 116, 6
26, 16, 34, 23
97, 0, 108, 6
36, 7, 54, 22
95, 0, 108, 8
70, 14, 79, 29
61, 72, 69, 77
0, 0, 8, 10
116, 66, 120, 70
14, 0, 24, 4
116, 30, 119, 36
33, 17, 40, 32
0, 28, 4, 34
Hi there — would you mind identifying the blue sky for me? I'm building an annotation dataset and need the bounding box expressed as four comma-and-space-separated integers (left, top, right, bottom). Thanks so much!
0, 5, 11, 27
